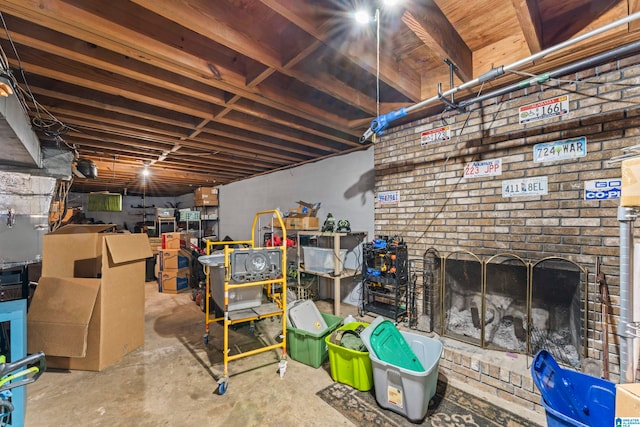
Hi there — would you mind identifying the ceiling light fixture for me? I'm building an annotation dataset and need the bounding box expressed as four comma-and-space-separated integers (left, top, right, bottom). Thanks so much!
353, 0, 403, 143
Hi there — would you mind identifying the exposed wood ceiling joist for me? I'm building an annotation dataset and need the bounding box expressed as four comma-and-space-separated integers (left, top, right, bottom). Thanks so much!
0, 0, 637, 196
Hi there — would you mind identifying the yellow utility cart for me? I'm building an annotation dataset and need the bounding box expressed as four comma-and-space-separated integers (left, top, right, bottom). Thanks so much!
201, 210, 287, 394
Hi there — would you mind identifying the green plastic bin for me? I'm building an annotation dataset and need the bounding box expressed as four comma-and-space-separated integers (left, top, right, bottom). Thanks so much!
325, 322, 373, 391
286, 312, 342, 368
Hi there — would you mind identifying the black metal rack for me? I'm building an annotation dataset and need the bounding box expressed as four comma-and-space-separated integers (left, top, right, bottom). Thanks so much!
0, 266, 28, 303
360, 238, 409, 322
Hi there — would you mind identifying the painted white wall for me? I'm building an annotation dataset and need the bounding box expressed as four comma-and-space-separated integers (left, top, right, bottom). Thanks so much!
218, 147, 375, 241
218, 148, 375, 305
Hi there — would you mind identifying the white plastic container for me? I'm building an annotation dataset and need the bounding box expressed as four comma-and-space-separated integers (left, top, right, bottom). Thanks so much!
362, 327, 443, 422
288, 299, 328, 334
302, 247, 348, 274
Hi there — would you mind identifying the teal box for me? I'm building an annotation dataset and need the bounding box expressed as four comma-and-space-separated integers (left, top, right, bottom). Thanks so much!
286, 312, 341, 368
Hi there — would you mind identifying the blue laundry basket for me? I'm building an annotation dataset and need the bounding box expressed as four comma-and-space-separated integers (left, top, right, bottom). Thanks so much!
531, 350, 616, 427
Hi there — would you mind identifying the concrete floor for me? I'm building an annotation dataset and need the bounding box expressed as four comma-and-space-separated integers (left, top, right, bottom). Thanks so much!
24, 282, 545, 426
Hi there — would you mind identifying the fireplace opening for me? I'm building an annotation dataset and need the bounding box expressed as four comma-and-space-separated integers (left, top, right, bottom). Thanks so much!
484, 255, 528, 353
443, 252, 483, 347
530, 258, 585, 367
434, 251, 586, 366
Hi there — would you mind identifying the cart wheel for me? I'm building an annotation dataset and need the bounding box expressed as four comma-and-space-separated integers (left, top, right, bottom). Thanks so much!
203, 334, 209, 346
217, 378, 229, 395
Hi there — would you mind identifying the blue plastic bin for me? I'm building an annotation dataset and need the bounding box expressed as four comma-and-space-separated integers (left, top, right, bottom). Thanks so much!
531, 350, 616, 427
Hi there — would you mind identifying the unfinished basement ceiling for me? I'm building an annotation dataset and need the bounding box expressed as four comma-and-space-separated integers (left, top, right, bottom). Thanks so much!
1, 0, 639, 196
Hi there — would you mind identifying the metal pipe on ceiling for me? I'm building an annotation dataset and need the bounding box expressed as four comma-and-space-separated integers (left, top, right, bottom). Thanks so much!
359, 10, 640, 143
457, 38, 640, 109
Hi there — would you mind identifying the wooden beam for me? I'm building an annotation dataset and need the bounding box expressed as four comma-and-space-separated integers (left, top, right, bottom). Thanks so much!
132, 0, 379, 115
259, 0, 422, 102
0, 2, 359, 138
631, 0, 640, 33
511, 0, 544, 53
402, 1, 472, 83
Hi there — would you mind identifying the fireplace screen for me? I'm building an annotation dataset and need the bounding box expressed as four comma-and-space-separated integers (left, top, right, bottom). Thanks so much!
434, 251, 586, 365
530, 257, 586, 367
443, 251, 483, 347
484, 255, 528, 352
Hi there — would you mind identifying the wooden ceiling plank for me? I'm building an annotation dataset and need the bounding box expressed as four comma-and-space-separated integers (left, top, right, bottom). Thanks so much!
2, 16, 357, 144
132, 0, 379, 116
13, 52, 345, 152
630, 0, 640, 32
195, 128, 317, 161
0, 2, 358, 137
27, 85, 200, 129
70, 126, 300, 165
510, 0, 544, 53
260, 0, 422, 102
10, 58, 215, 119
1, 0, 243, 86
401, 1, 472, 83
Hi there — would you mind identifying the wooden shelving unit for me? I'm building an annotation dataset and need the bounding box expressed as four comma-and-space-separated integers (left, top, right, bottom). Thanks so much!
295, 231, 367, 317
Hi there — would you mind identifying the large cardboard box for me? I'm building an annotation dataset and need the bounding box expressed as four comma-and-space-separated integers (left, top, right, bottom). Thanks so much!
159, 248, 191, 270
158, 267, 190, 293
148, 237, 162, 255
616, 383, 640, 423
194, 195, 218, 206
285, 216, 319, 230
27, 225, 152, 371
194, 187, 218, 199
162, 232, 187, 249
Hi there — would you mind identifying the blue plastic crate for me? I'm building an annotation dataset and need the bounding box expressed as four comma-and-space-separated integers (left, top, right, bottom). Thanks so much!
531, 350, 616, 427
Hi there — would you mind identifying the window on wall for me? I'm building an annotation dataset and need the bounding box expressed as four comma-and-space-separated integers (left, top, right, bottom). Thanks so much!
87, 192, 122, 212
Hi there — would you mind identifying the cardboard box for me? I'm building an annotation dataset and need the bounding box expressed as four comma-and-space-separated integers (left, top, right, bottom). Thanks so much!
285, 216, 319, 230
158, 267, 190, 293
162, 232, 186, 249
159, 249, 191, 270
148, 237, 162, 255
287, 201, 320, 218
27, 225, 152, 371
194, 195, 218, 206
616, 383, 640, 422
623, 157, 640, 207
194, 187, 218, 199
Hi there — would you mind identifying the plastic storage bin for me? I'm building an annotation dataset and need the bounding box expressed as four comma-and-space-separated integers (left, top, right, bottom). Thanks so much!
302, 247, 348, 274
531, 350, 616, 427
361, 318, 443, 422
325, 321, 373, 391
287, 312, 342, 368
360, 317, 424, 372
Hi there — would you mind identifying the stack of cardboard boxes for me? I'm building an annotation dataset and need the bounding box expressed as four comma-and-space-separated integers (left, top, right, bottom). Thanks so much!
157, 232, 192, 294
194, 187, 219, 206
278, 200, 320, 230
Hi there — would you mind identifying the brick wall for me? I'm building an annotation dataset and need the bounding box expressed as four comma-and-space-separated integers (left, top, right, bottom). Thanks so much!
375, 54, 640, 390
